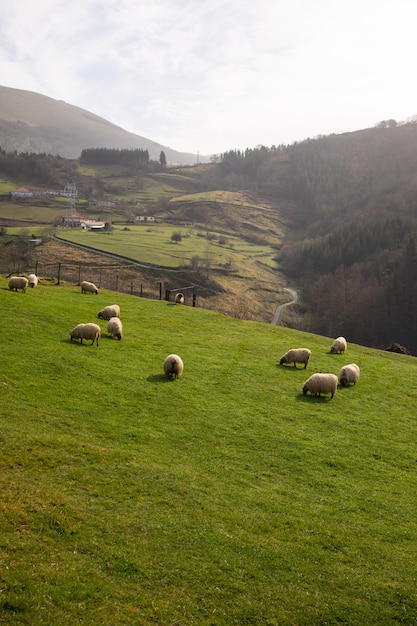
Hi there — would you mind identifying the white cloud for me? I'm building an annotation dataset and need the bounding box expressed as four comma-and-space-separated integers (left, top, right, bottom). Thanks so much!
1, 0, 417, 154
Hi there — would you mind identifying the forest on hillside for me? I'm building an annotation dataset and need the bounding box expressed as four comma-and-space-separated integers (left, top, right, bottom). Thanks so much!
205, 120, 417, 353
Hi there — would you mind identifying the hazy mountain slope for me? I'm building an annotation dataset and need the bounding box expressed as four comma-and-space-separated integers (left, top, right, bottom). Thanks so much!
0, 86, 203, 165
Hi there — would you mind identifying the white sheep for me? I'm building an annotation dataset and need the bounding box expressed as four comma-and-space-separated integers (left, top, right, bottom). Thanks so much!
330, 336, 347, 354
70, 323, 101, 346
164, 354, 184, 379
81, 280, 98, 295
175, 292, 184, 304
338, 363, 360, 387
28, 273, 39, 288
8, 276, 28, 292
279, 348, 311, 369
302, 373, 338, 399
98, 304, 120, 320
107, 317, 123, 340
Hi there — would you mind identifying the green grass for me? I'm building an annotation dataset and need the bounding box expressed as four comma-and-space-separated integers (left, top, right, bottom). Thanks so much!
170, 190, 266, 208
0, 276, 417, 624
56, 224, 278, 270
0, 202, 65, 225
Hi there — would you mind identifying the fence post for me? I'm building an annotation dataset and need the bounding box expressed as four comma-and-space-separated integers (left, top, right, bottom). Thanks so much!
131, 281, 133, 295
57, 263, 61, 285
78, 265, 81, 285
140, 284, 143, 297
193, 291, 196, 307
159, 282, 163, 300
165, 290, 171, 302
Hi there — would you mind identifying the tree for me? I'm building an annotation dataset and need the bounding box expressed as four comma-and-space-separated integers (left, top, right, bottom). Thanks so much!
159, 151, 167, 167
171, 231, 182, 244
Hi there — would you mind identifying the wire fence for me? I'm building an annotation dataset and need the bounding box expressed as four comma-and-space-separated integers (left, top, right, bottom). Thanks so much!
4, 259, 198, 306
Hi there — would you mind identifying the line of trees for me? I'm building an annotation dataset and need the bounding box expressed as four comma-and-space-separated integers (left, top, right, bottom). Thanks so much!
80, 148, 150, 166
0, 150, 78, 186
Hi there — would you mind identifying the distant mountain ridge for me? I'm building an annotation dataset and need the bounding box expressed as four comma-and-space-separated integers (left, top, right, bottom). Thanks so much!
0, 86, 204, 165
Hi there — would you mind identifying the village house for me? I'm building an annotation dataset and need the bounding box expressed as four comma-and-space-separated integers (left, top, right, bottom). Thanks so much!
11, 187, 33, 198
61, 215, 106, 230
134, 215, 156, 223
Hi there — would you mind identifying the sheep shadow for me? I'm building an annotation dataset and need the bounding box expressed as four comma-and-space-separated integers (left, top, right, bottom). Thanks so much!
64, 339, 99, 347
296, 393, 335, 402
147, 374, 179, 384
275, 361, 308, 372
276, 363, 310, 373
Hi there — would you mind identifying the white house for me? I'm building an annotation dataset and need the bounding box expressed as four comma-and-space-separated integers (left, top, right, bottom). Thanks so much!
134, 215, 156, 223
11, 187, 33, 198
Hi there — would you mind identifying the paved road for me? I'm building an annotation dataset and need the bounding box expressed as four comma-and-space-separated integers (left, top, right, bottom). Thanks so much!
271, 288, 298, 325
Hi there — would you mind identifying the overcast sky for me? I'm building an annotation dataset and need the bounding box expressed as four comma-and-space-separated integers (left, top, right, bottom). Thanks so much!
1, 0, 416, 156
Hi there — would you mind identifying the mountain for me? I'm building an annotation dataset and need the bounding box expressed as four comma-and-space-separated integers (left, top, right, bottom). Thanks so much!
0, 86, 203, 165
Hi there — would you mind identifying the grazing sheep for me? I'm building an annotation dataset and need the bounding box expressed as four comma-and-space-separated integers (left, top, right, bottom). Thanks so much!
339, 363, 360, 387
107, 317, 123, 340
81, 280, 98, 295
98, 304, 120, 320
175, 292, 184, 304
330, 336, 347, 354
164, 354, 184, 379
279, 348, 311, 369
28, 273, 39, 288
8, 276, 28, 292
303, 373, 338, 399
70, 323, 101, 346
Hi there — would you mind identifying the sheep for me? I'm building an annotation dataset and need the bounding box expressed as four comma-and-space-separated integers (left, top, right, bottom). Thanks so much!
98, 304, 120, 320
279, 348, 311, 369
302, 373, 338, 399
8, 276, 28, 292
70, 323, 101, 346
164, 354, 184, 379
107, 317, 123, 340
28, 273, 39, 288
175, 292, 185, 304
330, 336, 347, 354
338, 363, 360, 387
81, 280, 98, 295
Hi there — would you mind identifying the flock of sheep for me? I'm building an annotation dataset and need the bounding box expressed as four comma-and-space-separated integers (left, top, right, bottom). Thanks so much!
8, 275, 184, 380
9, 274, 355, 391
69, 286, 124, 346
279, 336, 360, 399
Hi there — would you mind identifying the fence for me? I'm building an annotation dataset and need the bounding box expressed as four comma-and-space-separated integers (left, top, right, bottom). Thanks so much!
5, 259, 198, 306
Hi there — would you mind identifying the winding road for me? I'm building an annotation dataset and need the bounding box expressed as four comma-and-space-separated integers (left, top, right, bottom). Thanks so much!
271, 288, 298, 325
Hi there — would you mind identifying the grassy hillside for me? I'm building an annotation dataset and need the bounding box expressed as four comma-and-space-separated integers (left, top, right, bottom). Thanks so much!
1, 277, 417, 624
56, 224, 279, 269
0, 86, 200, 164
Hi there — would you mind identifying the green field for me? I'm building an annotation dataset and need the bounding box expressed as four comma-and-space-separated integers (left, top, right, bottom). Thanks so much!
1, 276, 416, 624
56, 224, 278, 270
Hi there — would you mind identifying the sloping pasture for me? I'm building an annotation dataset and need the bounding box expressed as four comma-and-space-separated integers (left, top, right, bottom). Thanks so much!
0, 277, 416, 625
56, 224, 279, 272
